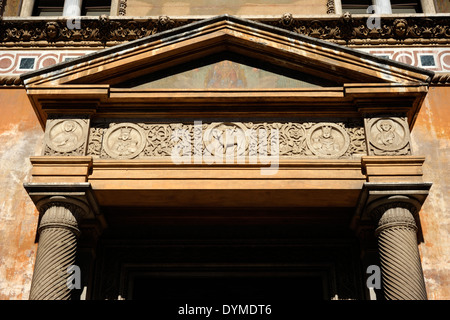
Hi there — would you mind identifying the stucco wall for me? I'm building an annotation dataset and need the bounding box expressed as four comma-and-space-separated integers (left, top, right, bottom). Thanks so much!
0, 88, 43, 300
412, 85, 450, 300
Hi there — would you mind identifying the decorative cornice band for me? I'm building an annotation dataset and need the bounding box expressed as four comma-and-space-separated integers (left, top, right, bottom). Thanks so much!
2, 74, 449, 88
0, 76, 23, 87
118, 0, 127, 16
1, 15, 450, 47
431, 73, 450, 85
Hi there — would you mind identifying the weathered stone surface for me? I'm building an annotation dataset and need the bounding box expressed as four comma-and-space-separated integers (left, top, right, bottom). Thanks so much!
411, 87, 450, 300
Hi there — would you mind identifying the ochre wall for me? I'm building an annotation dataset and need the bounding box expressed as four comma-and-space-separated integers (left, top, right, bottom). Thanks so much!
0, 88, 42, 300
412, 86, 450, 300
126, 0, 328, 16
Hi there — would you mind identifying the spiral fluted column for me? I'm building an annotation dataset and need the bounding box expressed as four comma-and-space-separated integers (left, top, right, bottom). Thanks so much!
370, 199, 427, 300
29, 198, 88, 300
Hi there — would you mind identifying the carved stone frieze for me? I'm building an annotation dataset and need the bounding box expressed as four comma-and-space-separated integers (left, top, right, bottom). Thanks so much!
0, 17, 195, 47
1, 15, 450, 47
364, 117, 411, 156
118, 0, 127, 16
43, 117, 90, 156
87, 120, 366, 160
265, 15, 450, 46
326, 1, 335, 14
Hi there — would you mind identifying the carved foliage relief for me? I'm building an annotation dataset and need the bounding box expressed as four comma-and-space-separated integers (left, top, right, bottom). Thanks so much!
365, 117, 411, 156
86, 120, 366, 160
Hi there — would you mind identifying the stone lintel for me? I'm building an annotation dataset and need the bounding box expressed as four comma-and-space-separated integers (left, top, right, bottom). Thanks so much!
362, 156, 425, 183
29, 156, 93, 183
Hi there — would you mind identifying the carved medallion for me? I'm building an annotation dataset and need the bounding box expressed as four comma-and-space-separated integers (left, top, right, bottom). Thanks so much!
306, 123, 350, 158
366, 117, 410, 155
45, 119, 87, 153
203, 122, 248, 157
103, 123, 146, 159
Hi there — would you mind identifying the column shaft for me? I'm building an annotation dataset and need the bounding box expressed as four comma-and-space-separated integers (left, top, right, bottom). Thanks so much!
20, 0, 35, 16
29, 203, 81, 300
373, 0, 392, 14
63, 0, 83, 16
375, 206, 427, 300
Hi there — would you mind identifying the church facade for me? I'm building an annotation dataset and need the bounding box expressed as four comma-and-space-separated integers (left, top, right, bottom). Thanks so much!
0, 0, 449, 300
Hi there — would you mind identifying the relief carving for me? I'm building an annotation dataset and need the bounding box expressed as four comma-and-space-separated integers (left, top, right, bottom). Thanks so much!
1, 16, 449, 48
307, 123, 350, 158
88, 120, 365, 160
365, 117, 411, 156
44, 118, 89, 156
103, 123, 146, 159
203, 122, 248, 157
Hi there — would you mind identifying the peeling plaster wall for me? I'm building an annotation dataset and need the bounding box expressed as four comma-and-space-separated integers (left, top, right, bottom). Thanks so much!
412, 86, 450, 300
0, 89, 43, 300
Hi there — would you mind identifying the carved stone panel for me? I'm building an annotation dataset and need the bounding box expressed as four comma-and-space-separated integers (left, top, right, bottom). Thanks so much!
87, 119, 366, 160
365, 117, 411, 156
43, 117, 89, 156
203, 122, 248, 157
306, 123, 350, 158
102, 123, 146, 159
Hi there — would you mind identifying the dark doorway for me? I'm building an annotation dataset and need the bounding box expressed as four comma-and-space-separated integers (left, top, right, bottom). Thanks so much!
131, 274, 325, 300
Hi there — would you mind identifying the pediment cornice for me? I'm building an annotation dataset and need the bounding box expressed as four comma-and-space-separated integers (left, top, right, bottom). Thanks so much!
21, 15, 434, 85
19, 15, 434, 128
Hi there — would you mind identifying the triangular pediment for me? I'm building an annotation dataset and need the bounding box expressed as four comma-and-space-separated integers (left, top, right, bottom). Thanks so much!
115, 52, 338, 90
20, 15, 434, 128
21, 15, 433, 88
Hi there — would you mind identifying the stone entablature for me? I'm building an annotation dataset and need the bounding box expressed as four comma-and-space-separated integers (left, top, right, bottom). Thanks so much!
81, 119, 366, 160
38, 117, 401, 159
42, 116, 414, 160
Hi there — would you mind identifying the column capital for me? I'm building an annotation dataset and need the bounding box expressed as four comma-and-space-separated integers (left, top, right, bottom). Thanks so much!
35, 196, 89, 236
24, 182, 107, 231
351, 182, 431, 240
367, 195, 420, 230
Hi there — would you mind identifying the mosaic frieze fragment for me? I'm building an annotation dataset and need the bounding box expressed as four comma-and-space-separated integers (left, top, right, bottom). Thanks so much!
365, 117, 412, 156
87, 120, 366, 160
